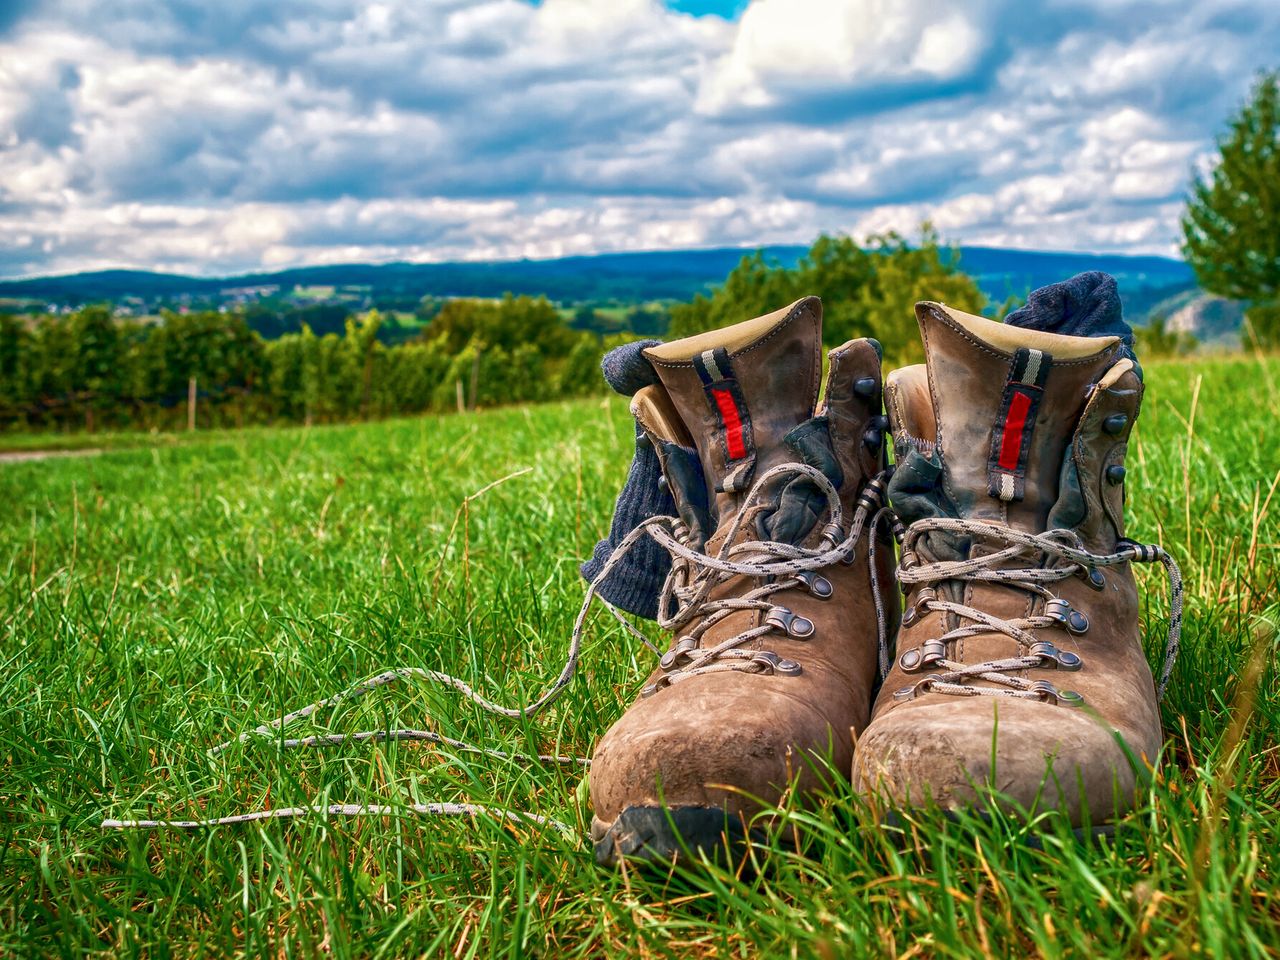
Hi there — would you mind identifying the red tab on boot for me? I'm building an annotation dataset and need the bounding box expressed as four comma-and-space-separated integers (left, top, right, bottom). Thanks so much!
694, 346, 757, 493
987, 347, 1052, 502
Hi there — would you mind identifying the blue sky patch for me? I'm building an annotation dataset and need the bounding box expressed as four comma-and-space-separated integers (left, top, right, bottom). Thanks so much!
665, 0, 750, 19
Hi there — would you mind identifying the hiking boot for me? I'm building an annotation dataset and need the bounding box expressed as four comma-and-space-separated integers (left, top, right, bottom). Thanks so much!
587, 297, 898, 865
853, 290, 1180, 829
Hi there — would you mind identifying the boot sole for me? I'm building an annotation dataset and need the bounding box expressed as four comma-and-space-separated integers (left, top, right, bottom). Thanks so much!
591, 805, 760, 868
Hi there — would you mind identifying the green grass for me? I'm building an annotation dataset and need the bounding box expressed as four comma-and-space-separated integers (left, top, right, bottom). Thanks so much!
2, 354, 1278, 957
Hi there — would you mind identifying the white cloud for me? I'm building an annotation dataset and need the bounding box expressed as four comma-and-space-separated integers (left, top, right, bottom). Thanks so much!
0, 0, 1278, 276
697, 0, 992, 113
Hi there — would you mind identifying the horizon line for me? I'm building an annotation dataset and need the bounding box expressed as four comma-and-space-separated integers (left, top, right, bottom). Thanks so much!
0, 241, 1191, 286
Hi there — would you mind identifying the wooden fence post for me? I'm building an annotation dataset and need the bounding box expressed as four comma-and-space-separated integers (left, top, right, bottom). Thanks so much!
187, 378, 197, 431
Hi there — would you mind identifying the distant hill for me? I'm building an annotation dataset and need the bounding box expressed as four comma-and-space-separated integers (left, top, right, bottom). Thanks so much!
0, 244, 1215, 327
1160, 291, 1248, 345
946, 247, 1191, 312
0, 249, 803, 304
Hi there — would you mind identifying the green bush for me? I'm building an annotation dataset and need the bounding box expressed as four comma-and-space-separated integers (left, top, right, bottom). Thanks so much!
0, 296, 609, 432
1244, 302, 1280, 350
1135, 315, 1199, 358
669, 225, 986, 365
0, 239, 995, 432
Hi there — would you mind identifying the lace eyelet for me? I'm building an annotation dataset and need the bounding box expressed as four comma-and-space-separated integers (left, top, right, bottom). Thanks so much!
797, 571, 834, 599
659, 636, 698, 672
1103, 413, 1128, 435
766, 606, 815, 638
1029, 640, 1083, 671
910, 588, 936, 623
1030, 680, 1086, 706
641, 674, 674, 698
752, 651, 802, 676
919, 639, 946, 666
899, 649, 924, 672
894, 678, 934, 701
896, 555, 918, 592
853, 376, 877, 399
1045, 599, 1090, 635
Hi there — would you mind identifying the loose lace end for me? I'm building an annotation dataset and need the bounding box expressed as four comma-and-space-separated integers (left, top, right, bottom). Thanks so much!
101, 803, 580, 842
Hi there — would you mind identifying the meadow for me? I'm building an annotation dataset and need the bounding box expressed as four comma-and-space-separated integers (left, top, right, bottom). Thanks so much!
1, 351, 1278, 957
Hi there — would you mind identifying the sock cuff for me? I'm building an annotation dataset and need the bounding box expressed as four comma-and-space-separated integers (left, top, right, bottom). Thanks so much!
580, 422, 675, 620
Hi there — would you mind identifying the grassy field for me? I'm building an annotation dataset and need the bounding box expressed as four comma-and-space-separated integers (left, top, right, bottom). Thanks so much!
2, 353, 1278, 957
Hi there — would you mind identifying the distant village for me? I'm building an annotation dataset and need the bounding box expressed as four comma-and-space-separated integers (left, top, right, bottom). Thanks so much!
6, 282, 378, 320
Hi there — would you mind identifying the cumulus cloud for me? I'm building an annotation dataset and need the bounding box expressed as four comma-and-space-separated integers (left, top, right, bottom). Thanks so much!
0, 0, 1277, 276
695, 0, 995, 115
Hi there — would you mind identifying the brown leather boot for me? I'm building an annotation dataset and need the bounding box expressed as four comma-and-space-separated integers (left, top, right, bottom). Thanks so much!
588, 297, 898, 865
852, 301, 1181, 829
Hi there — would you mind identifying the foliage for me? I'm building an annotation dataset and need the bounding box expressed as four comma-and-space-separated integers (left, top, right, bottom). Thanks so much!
1243, 301, 1280, 350
669, 226, 988, 364
570, 303, 670, 336
1182, 70, 1280, 303
244, 302, 351, 339
1135, 315, 1199, 358
424, 294, 574, 359
1, 354, 1277, 956
0, 297, 609, 431
0, 239, 996, 431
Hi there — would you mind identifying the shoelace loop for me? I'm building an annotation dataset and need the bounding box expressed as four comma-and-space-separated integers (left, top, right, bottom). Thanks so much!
635, 462, 888, 695
892, 517, 1182, 706
103, 462, 892, 833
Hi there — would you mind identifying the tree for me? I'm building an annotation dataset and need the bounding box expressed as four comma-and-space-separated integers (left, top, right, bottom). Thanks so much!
69, 306, 121, 431
264, 333, 307, 421
842, 230, 988, 362
668, 225, 986, 365
1243, 302, 1280, 350
342, 310, 384, 419
557, 334, 609, 397
625, 304, 669, 335
0, 295, 611, 430
1134, 315, 1198, 358
0, 314, 30, 423
669, 250, 806, 340
1182, 71, 1280, 304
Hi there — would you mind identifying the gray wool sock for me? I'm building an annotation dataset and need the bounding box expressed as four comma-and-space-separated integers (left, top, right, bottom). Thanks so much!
580, 339, 676, 620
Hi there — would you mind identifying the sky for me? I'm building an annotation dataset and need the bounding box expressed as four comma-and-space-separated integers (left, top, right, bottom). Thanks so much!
0, 0, 1277, 278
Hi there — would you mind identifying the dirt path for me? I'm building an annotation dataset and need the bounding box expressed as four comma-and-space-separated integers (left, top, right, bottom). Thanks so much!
0, 448, 104, 464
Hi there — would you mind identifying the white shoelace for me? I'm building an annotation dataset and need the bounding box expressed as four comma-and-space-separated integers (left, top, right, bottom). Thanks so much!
102, 462, 891, 835
892, 517, 1182, 705
637, 463, 890, 693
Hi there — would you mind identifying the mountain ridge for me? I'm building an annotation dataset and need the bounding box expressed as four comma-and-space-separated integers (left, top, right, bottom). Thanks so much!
0, 244, 1193, 301
2, 244, 1233, 335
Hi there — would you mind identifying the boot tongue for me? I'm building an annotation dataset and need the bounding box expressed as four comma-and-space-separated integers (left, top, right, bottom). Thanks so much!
915, 300, 1126, 532
643, 297, 823, 529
